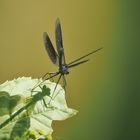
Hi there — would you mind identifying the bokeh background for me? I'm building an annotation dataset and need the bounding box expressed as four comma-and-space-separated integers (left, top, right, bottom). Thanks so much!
0, 0, 139, 140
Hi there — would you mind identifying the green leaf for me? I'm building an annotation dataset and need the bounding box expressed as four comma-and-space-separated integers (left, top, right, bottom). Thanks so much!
10, 117, 30, 140
0, 87, 51, 130
0, 91, 21, 116
0, 77, 77, 139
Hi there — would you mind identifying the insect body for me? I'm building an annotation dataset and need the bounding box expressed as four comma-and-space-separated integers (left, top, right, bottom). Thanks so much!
42, 18, 102, 99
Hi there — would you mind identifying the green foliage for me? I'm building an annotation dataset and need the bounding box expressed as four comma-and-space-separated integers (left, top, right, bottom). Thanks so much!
10, 117, 30, 140
0, 85, 52, 140
0, 77, 77, 140
0, 91, 21, 116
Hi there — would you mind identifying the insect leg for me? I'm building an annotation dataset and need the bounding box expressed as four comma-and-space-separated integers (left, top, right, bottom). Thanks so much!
52, 75, 66, 101
62, 75, 67, 91
42, 72, 57, 81
31, 72, 59, 93
48, 74, 62, 104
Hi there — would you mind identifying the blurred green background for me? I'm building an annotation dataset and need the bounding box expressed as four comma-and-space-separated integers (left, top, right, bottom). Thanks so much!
0, 0, 139, 140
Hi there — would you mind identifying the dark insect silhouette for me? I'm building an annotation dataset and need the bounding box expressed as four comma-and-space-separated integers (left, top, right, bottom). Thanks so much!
39, 18, 102, 100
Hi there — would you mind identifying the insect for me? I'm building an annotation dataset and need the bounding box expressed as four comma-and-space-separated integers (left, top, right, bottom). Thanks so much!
39, 18, 102, 100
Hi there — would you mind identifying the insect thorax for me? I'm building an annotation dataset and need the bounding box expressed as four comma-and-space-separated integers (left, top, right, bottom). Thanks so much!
59, 65, 69, 75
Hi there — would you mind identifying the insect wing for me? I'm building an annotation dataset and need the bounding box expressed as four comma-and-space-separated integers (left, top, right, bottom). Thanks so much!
55, 18, 66, 65
55, 18, 63, 53
43, 32, 58, 65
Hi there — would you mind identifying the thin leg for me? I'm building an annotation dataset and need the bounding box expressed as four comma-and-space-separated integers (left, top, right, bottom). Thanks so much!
42, 72, 57, 81
31, 72, 59, 92
53, 75, 66, 101
38, 85, 48, 108
48, 74, 62, 104
31, 85, 53, 109
48, 73, 54, 82
62, 75, 67, 91
30, 85, 48, 108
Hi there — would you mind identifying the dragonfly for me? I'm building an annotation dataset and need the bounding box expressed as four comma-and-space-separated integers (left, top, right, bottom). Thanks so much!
39, 18, 102, 100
